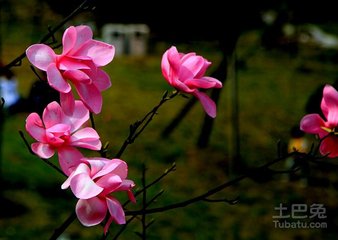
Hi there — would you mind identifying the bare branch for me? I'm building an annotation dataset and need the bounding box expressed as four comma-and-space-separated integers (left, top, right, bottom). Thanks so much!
115, 90, 178, 158
19, 131, 67, 177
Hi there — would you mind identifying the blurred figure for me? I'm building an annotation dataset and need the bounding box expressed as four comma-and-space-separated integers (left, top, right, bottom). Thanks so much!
0, 62, 27, 115
305, 79, 338, 119
26, 71, 59, 116
287, 125, 310, 154
285, 125, 311, 185
0, 63, 59, 116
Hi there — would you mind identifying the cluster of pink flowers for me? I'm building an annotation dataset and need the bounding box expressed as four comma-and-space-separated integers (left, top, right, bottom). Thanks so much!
25, 25, 135, 233
24, 25, 222, 233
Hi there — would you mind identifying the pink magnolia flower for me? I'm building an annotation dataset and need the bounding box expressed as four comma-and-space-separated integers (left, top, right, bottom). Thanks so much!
61, 157, 136, 234
161, 46, 222, 118
300, 84, 338, 157
26, 25, 114, 114
25, 100, 101, 175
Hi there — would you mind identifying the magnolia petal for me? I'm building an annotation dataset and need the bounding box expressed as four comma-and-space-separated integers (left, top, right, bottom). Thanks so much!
26, 44, 56, 71
104, 216, 114, 235
31, 142, 55, 159
200, 76, 222, 88
70, 172, 103, 199
74, 82, 102, 114
84, 158, 126, 180
321, 97, 329, 121
108, 159, 128, 179
42, 101, 64, 129
195, 59, 212, 79
93, 159, 127, 180
161, 46, 181, 85
127, 189, 137, 203
62, 162, 86, 189
58, 146, 84, 176
62, 25, 93, 55
83, 158, 107, 176
180, 52, 197, 62
193, 91, 217, 118
47, 123, 70, 134
320, 136, 338, 158
118, 179, 135, 192
45, 132, 65, 146
185, 77, 222, 89
117, 180, 136, 203
72, 25, 93, 52
25, 112, 45, 142
70, 127, 102, 150
300, 114, 327, 135
180, 52, 211, 79
88, 68, 112, 91
173, 80, 194, 93
106, 197, 126, 224
77, 40, 115, 66
60, 91, 75, 116
180, 55, 205, 81
47, 63, 71, 93
95, 174, 122, 195
166, 46, 181, 80
65, 100, 89, 131
63, 69, 91, 84
322, 84, 338, 125
75, 25, 93, 39
62, 26, 77, 55
58, 56, 91, 71
76, 197, 107, 227
161, 49, 171, 81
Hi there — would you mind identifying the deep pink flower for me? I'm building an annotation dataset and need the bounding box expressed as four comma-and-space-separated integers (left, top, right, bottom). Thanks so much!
161, 46, 222, 118
300, 84, 338, 157
26, 25, 114, 114
61, 158, 135, 233
25, 100, 101, 175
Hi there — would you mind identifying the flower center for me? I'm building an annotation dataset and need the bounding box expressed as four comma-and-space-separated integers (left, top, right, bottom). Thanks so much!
46, 124, 71, 147
321, 126, 338, 135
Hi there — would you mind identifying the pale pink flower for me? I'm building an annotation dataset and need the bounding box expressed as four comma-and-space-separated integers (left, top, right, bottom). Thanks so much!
61, 157, 135, 233
300, 84, 338, 157
26, 25, 114, 114
25, 100, 101, 175
161, 46, 222, 118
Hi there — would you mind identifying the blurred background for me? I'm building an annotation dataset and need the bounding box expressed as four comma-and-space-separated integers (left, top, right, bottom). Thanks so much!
0, 0, 338, 239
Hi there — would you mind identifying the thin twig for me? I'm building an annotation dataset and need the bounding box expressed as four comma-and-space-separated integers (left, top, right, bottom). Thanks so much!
125, 152, 311, 216
126, 174, 247, 216
4, 0, 94, 70
19, 131, 66, 177
115, 90, 178, 158
110, 215, 138, 240
49, 212, 77, 240
109, 163, 175, 239
203, 196, 239, 205
145, 190, 165, 208
90, 112, 96, 130
122, 162, 176, 208
137, 162, 176, 197
141, 164, 147, 240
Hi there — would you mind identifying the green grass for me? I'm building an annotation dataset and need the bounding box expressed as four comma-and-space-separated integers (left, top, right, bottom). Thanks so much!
1, 22, 338, 240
